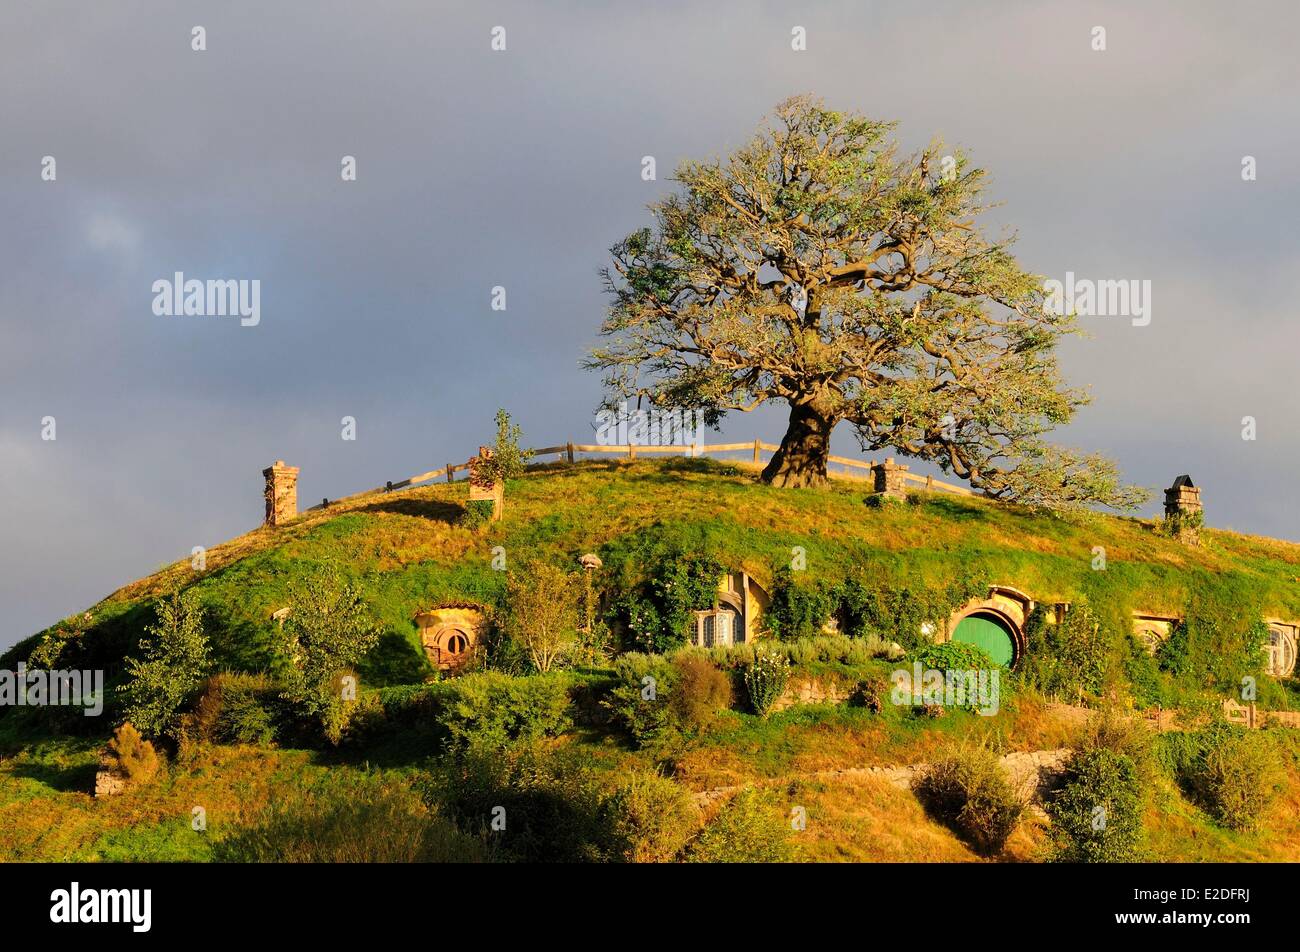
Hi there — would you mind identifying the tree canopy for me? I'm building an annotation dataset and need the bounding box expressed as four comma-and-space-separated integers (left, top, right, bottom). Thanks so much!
589, 95, 1146, 511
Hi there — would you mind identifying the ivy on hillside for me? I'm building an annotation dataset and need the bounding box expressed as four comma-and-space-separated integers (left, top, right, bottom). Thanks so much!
608, 548, 725, 654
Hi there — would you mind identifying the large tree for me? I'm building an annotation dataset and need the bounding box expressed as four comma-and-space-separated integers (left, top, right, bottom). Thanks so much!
589, 96, 1146, 510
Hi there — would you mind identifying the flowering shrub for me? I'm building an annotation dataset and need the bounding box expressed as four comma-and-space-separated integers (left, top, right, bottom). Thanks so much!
743, 651, 789, 717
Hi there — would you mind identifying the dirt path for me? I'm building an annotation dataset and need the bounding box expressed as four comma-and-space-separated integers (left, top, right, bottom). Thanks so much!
693, 746, 1074, 809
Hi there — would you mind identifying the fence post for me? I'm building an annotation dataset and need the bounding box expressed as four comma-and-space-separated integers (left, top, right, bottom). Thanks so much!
567, 441, 575, 464
446, 464, 453, 483
628, 444, 636, 460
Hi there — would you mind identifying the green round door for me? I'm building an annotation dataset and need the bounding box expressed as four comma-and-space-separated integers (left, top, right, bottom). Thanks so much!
952, 614, 1015, 667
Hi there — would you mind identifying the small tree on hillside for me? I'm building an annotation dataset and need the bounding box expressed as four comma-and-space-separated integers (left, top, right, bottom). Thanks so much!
505, 560, 580, 673
122, 589, 212, 738
479, 408, 534, 483
278, 567, 381, 744
589, 95, 1146, 511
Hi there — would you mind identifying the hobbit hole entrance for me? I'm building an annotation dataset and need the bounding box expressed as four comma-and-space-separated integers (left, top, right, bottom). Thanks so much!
951, 611, 1017, 667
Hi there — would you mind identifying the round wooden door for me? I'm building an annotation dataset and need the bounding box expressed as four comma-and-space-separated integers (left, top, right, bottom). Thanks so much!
952, 613, 1016, 667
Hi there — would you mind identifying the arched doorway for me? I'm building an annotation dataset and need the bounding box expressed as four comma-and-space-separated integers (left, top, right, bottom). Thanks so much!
414, 605, 489, 673
951, 611, 1017, 667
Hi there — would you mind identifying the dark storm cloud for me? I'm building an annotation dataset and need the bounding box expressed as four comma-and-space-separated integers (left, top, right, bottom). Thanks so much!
2, 0, 1297, 645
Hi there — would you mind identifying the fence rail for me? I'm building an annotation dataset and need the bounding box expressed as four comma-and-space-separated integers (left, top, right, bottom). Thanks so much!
303, 437, 977, 512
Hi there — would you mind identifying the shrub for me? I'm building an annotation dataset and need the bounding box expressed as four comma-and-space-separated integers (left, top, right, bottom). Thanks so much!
600, 771, 699, 863
669, 652, 733, 733
423, 744, 609, 862
1123, 638, 1170, 709
277, 565, 381, 744
505, 560, 580, 672
1076, 708, 1156, 776
1021, 602, 1112, 700
767, 568, 835, 640
437, 671, 572, 752
601, 654, 679, 748
917, 744, 1023, 856
459, 499, 496, 529
185, 673, 280, 747
214, 777, 487, 862
1184, 726, 1282, 831
686, 788, 795, 863
106, 722, 160, 786
1047, 748, 1144, 862
743, 651, 790, 717
906, 641, 1006, 713
911, 640, 996, 671
121, 590, 212, 739
849, 676, 887, 712
833, 575, 985, 650
215, 679, 278, 745
1155, 584, 1270, 696
476, 408, 534, 483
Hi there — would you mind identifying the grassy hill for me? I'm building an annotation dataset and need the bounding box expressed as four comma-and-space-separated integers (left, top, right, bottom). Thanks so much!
5, 456, 1300, 863
12, 456, 1300, 680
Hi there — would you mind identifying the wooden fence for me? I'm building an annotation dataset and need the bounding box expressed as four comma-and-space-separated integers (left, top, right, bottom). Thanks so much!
304, 437, 977, 512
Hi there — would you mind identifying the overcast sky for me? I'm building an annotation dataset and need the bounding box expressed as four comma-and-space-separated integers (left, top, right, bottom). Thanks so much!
2, 0, 1297, 648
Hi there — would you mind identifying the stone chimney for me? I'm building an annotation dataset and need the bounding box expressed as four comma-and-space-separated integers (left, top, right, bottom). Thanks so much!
871, 458, 910, 501
1163, 474, 1202, 543
263, 461, 300, 527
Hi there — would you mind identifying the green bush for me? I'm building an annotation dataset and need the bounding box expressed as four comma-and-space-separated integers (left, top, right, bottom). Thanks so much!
1021, 602, 1112, 699
1155, 585, 1270, 696
686, 788, 795, 862
600, 771, 699, 863
743, 651, 790, 717
911, 640, 995, 672
767, 568, 835, 640
422, 744, 609, 862
214, 776, 488, 862
601, 653, 677, 748
601, 652, 734, 746
436, 671, 572, 752
1047, 748, 1145, 862
669, 652, 733, 733
186, 673, 280, 746
917, 744, 1023, 856
905, 641, 1005, 713
1123, 637, 1171, 709
459, 499, 497, 529
1183, 725, 1283, 831
833, 575, 985, 650
121, 590, 212, 739
277, 565, 381, 745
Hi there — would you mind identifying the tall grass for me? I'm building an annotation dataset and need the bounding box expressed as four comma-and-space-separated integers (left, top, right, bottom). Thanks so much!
213, 776, 489, 863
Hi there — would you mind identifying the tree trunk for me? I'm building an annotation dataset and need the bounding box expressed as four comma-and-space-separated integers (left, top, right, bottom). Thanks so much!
761, 403, 835, 487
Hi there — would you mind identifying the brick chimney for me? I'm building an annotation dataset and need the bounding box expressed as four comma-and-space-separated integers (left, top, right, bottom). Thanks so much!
263, 461, 299, 527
